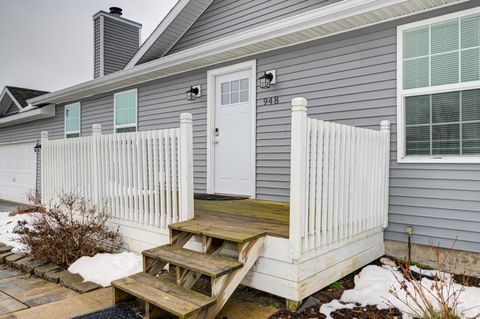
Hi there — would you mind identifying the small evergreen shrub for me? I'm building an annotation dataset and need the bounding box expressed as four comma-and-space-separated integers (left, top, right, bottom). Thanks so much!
14, 193, 121, 267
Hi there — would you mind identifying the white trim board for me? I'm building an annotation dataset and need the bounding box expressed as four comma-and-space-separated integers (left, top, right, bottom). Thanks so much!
396, 5, 480, 164
206, 60, 257, 198
28, 0, 467, 107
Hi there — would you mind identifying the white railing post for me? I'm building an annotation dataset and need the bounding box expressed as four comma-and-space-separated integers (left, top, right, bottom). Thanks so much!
289, 98, 308, 260
380, 120, 391, 229
40, 131, 49, 206
92, 124, 102, 207
179, 113, 194, 221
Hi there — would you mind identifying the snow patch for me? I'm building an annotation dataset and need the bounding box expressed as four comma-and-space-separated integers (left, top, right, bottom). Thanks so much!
320, 265, 480, 319
0, 211, 37, 252
68, 252, 142, 287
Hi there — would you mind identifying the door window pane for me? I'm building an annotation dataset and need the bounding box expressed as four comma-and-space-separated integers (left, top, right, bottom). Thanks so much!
220, 78, 249, 105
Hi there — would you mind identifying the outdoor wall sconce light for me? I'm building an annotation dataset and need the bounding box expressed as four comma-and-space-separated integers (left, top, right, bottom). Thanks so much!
259, 70, 276, 89
34, 142, 41, 153
186, 85, 201, 101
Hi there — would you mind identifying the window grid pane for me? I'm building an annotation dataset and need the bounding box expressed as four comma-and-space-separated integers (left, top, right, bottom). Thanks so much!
403, 14, 480, 90
405, 89, 480, 156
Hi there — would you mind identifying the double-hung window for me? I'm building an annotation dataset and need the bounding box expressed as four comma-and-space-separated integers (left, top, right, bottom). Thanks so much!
65, 102, 81, 138
398, 8, 480, 163
114, 89, 137, 133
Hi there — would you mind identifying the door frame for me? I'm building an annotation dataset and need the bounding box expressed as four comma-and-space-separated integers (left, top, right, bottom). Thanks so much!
206, 60, 257, 198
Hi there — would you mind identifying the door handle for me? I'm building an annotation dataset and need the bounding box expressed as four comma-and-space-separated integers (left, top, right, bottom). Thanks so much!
215, 128, 220, 137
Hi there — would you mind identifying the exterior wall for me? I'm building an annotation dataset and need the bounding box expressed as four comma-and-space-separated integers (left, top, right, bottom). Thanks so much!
0, 2, 478, 253
103, 17, 140, 75
93, 14, 140, 78
167, 0, 339, 55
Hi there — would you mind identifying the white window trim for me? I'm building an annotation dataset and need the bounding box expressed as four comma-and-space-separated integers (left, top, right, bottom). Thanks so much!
397, 6, 480, 164
114, 88, 138, 132
64, 102, 81, 138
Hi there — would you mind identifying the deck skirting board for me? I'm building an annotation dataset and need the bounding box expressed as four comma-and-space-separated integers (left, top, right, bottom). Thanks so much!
297, 242, 385, 300
242, 232, 385, 301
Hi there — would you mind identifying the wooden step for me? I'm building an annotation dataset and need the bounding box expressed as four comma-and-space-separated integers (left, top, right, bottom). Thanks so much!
112, 272, 215, 318
143, 245, 242, 278
169, 219, 264, 243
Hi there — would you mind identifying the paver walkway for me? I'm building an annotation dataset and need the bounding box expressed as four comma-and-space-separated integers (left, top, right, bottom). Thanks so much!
0, 267, 78, 316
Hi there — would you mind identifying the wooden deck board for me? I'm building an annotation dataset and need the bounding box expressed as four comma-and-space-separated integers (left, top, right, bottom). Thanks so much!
190, 199, 290, 238
143, 245, 242, 277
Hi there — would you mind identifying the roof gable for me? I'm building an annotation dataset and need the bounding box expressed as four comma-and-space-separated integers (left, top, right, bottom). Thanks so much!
124, 0, 214, 68
6, 86, 49, 107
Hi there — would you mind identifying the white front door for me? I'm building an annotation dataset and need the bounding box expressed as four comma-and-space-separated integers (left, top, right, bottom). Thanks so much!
0, 142, 37, 204
213, 69, 254, 196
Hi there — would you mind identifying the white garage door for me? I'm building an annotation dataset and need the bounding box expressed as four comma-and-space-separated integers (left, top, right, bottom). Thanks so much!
0, 142, 37, 204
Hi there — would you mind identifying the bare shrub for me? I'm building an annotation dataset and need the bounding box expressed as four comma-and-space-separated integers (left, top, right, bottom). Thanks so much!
389, 242, 480, 319
14, 193, 122, 267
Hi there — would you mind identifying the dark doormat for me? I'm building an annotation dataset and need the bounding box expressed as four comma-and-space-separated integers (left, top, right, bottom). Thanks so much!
73, 302, 144, 319
194, 193, 249, 201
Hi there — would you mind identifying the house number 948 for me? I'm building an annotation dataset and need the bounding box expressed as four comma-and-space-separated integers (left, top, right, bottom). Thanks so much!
263, 97, 279, 105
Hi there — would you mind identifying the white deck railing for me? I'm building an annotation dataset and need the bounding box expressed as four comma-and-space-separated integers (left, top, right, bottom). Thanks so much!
41, 113, 194, 230
289, 98, 391, 259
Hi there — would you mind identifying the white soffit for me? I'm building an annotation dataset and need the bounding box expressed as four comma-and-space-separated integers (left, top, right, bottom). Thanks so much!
29, 0, 465, 106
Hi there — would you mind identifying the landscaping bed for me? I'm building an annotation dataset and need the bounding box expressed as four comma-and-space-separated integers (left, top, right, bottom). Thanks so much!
269, 257, 480, 319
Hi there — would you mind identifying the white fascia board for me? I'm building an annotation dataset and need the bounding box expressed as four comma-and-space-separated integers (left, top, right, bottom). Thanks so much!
0, 87, 22, 111
0, 104, 55, 128
28, 0, 465, 106
124, 0, 192, 69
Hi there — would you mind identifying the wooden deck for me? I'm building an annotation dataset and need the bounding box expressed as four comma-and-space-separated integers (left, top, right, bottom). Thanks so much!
181, 199, 290, 239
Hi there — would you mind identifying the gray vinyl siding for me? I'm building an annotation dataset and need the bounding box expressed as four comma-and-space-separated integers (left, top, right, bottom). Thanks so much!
94, 18, 101, 79
167, 0, 340, 55
103, 17, 139, 76
251, 1, 479, 253
0, 1, 478, 253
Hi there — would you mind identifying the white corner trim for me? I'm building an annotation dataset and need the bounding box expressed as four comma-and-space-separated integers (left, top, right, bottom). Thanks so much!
0, 87, 23, 111
64, 102, 81, 138
125, 0, 192, 69
100, 15, 105, 77
396, 5, 480, 164
0, 104, 55, 128
206, 60, 257, 197
113, 88, 138, 132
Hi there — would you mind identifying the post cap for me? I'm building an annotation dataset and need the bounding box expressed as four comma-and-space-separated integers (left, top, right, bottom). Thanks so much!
180, 113, 193, 123
92, 124, 102, 134
41, 131, 49, 138
380, 120, 391, 131
292, 97, 307, 107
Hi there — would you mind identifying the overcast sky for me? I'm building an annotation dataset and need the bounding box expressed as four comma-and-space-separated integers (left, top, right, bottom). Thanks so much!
0, 0, 178, 92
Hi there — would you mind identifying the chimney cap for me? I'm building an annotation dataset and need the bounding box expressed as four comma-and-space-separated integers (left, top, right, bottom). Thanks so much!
109, 7, 122, 16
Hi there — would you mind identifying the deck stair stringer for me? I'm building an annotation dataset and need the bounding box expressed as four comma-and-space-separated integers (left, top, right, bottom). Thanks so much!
112, 219, 267, 319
